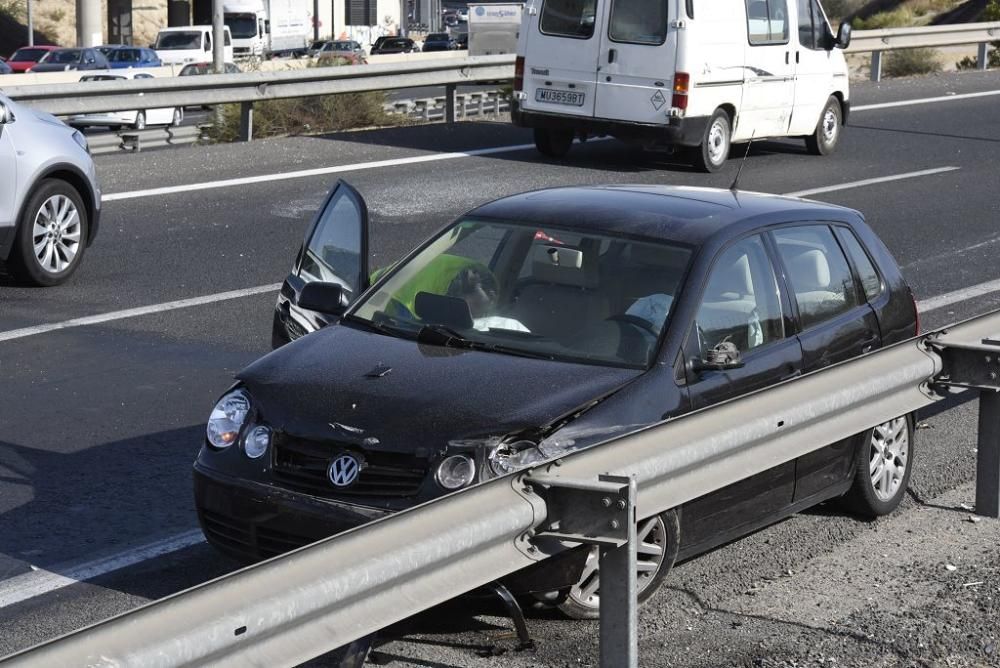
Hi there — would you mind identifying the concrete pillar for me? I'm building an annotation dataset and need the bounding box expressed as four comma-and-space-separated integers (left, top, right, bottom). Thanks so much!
76, 0, 104, 47
212, 0, 224, 73
27, 0, 34, 46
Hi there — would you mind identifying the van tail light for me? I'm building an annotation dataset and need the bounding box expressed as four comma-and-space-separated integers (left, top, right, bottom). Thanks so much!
911, 289, 920, 336
671, 72, 690, 110
514, 56, 524, 92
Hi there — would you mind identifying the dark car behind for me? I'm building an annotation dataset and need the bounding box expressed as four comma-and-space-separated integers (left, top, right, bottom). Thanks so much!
370, 37, 417, 54
29, 48, 110, 72
421, 32, 457, 51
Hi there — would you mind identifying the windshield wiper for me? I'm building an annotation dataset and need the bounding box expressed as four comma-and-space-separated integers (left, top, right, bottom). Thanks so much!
417, 324, 555, 361
343, 314, 415, 340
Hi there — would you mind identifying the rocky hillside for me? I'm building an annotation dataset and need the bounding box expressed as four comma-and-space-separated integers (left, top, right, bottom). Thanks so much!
1, 0, 167, 50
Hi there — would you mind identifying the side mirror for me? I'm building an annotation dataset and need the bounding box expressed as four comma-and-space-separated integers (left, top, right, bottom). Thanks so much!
0, 101, 12, 125
688, 340, 744, 374
835, 22, 851, 49
298, 281, 350, 315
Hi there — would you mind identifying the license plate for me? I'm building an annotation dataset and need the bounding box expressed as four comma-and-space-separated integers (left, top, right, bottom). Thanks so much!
535, 88, 585, 107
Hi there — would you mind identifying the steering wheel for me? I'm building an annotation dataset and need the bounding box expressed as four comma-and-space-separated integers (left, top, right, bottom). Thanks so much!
607, 314, 660, 339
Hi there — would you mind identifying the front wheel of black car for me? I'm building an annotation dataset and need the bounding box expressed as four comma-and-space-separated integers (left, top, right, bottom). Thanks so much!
842, 415, 914, 518
534, 128, 574, 158
556, 509, 680, 620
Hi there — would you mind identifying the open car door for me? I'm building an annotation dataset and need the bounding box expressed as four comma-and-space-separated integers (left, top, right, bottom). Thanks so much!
272, 180, 370, 348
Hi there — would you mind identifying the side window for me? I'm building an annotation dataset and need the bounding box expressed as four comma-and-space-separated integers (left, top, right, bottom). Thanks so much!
540, 0, 599, 39
746, 0, 789, 44
773, 225, 860, 330
696, 235, 784, 356
299, 190, 363, 294
838, 228, 882, 301
797, 0, 827, 49
609, 0, 668, 45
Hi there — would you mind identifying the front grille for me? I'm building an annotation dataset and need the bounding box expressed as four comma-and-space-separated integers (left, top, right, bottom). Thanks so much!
272, 436, 428, 498
199, 509, 314, 560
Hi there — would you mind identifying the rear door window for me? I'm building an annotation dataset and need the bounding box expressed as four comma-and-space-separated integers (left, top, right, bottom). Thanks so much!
772, 225, 860, 330
746, 0, 789, 44
609, 0, 668, 44
540, 0, 599, 38
837, 228, 883, 301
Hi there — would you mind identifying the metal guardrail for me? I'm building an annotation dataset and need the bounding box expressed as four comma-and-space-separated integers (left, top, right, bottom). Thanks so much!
845, 21, 1000, 81
4, 309, 1000, 667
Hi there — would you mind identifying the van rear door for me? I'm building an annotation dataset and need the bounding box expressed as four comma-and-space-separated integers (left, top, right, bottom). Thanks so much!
520, 0, 602, 118
592, 0, 678, 124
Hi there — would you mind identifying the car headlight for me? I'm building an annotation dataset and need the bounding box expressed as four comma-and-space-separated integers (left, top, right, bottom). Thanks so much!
71, 130, 88, 153
488, 440, 547, 476
436, 454, 476, 490
206, 389, 250, 449
244, 425, 271, 459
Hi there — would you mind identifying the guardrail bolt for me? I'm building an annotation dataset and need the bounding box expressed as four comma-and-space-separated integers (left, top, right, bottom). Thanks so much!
609, 519, 620, 530
601, 497, 612, 507
617, 499, 627, 510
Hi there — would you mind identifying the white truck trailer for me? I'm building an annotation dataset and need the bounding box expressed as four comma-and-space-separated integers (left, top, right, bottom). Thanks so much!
224, 0, 311, 59
467, 3, 522, 56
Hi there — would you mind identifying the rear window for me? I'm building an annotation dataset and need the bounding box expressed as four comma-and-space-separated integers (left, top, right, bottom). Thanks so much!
838, 229, 883, 301
12, 48, 50, 61
609, 0, 668, 44
540, 0, 598, 38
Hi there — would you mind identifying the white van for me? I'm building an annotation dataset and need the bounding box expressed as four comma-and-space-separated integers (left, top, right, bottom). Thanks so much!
155, 25, 235, 65
512, 0, 852, 171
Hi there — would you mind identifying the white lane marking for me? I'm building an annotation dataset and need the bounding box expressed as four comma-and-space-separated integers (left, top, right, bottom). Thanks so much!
0, 283, 282, 343
0, 530, 206, 609
853, 89, 1000, 112
782, 166, 960, 198
101, 142, 537, 202
917, 278, 1000, 314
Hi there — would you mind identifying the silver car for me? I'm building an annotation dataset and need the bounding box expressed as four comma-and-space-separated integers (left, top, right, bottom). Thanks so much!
0, 94, 101, 286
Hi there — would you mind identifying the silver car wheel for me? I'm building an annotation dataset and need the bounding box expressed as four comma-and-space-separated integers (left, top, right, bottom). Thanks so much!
31, 194, 81, 275
869, 417, 909, 501
821, 107, 839, 144
707, 117, 729, 166
566, 515, 666, 609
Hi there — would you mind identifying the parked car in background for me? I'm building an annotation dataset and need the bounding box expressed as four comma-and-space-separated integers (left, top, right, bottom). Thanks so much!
154, 25, 234, 65
65, 73, 183, 130
370, 37, 418, 54
0, 93, 100, 285
5, 45, 59, 73
178, 61, 242, 75
306, 39, 329, 58
195, 181, 918, 621
421, 32, 458, 51
0, 58, 11, 75
107, 47, 162, 68
28, 48, 110, 72
315, 40, 367, 64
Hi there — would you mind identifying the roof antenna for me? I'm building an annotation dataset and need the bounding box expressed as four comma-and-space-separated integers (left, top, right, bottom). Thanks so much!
729, 132, 755, 192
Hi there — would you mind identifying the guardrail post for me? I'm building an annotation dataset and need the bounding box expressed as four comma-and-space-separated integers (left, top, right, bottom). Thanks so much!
978, 42, 989, 70
446, 84, 457, 124
977, 391, 1000, 517
599, 477, 638, 668
239, 101, 254, 142
870, 50, 883, 82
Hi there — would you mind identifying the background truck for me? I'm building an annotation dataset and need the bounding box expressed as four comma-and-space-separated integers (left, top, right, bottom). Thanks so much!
224, 0, 311, 59
467, 3, 522, 56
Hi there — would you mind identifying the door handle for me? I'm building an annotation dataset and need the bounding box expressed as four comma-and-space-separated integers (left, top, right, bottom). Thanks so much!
796, 51, 800, 64
785, 51, 789, 64
608, 48, 617, 64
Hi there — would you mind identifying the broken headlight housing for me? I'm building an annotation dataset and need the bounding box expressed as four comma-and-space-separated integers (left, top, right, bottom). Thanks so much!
488, 439, 548, 476
206, 389, 250, 449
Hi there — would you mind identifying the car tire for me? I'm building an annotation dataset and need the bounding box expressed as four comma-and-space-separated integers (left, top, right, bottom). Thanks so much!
534, 128, 574, 159
171, 108, 182, 126
805, 96, 842, 156
133, 111, 146, 130
555, 509, 680, 620
8, 179, 89, 287
841, 415, 914, 518
691, 108, 731, 173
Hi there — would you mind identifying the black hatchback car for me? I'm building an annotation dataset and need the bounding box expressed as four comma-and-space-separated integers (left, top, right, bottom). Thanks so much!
194, 182, 918, 619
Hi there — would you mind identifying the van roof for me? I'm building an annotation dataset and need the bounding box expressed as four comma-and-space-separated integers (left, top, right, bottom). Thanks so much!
469, 185, 860, 246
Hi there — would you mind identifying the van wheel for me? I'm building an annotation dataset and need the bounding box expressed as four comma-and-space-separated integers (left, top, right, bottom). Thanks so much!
841, 415, 914, 518
9, 179, 89, 287
534, 128, 574, 158
133, 111, 146, 130
692, 109, 731, 172
555, 509, 680, 620
805, 96, 842, 155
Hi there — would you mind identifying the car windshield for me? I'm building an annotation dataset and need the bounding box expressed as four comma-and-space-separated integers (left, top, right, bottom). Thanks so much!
156, 31, 202, 49
350, 219, 691, 368
382, 39, 408, 48
427, 33, 449, 40
227, 16, 258, 38
11, 48, 49, 61
111, 49, 141, 62
80, 75, 124, 81
43, 50, 83, 63
328, 41, 353, 50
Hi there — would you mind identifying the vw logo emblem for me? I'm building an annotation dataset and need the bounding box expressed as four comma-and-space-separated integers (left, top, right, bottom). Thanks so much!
328, 454, 361, 487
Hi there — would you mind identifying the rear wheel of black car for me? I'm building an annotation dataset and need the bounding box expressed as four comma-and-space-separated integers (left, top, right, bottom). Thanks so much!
842, 415, 914, 518
534, 128, 574, 159
556, 509, 680, 620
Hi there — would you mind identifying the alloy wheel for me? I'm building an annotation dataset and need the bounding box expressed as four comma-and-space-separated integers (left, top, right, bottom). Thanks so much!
31, 194, 82, 275
869, 417, 909, 501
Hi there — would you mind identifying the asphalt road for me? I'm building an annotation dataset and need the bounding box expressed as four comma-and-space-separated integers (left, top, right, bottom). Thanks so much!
1, 70, 1000, 666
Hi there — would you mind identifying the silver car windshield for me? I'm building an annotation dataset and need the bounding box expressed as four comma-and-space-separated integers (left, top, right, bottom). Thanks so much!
351, 219, 691, 368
